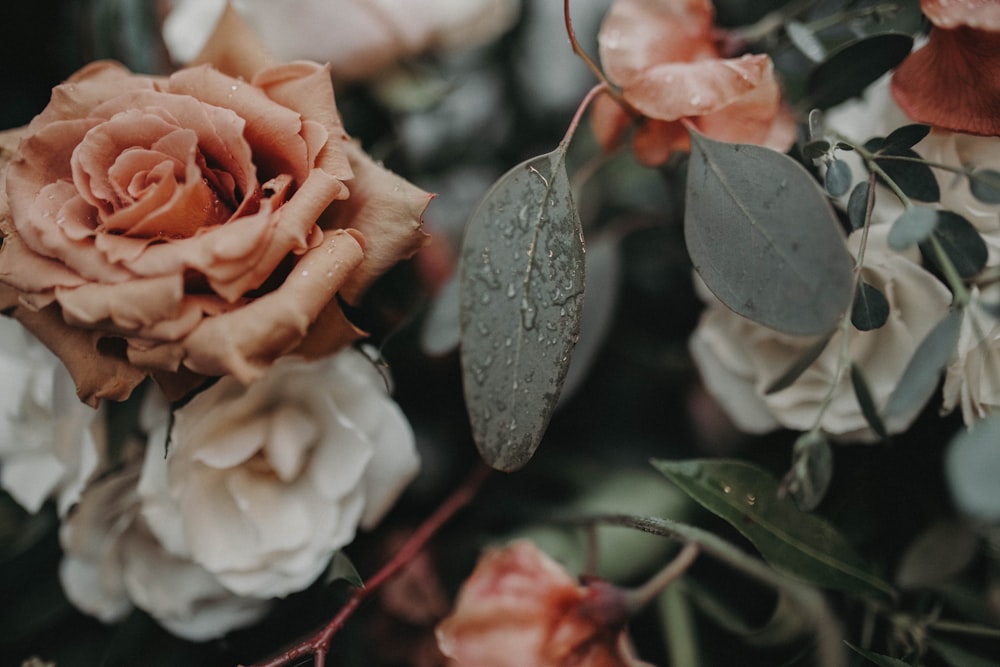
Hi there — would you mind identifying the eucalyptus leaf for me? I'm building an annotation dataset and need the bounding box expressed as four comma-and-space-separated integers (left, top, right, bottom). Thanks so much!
851, 363, 889, 440
459, 145, 586, 471
884, 124, 931, 150
848, 181, 872, 230
876, 147, 940, 202
826, 159, 853, 197
884, 310, 962, 421
945, 415, 1000, 521
803, 140, 831, 160
685, 132, 854, 336
780, 431, 834, 511
765, 331, 835, 395
807, 33, 913, 109
969, 168, 1000, 203
844, 642, 913, 666
888, 207, 938, 250
922, 211, 988, 278
653, 459, 896, 599
851, 281, 889, 331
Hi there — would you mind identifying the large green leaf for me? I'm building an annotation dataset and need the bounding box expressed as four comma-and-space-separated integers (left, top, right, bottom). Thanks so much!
459, 144, 585, 471
653, 459, 896, 600
685, 133, 854, 336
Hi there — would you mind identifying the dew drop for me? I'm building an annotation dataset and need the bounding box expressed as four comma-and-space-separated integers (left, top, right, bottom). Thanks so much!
722, 484, 732, 494
745, 493, 757, 506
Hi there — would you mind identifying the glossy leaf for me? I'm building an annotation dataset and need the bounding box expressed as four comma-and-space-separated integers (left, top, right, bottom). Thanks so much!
845, 642, 912, 666
780, 431, 833, 511
888, 207, 937, 250
946, 415, 1000, 521
969, 168, 1000, 203
848, 181, 872, 230
685, 133, 854, 336
876, 147, 940, 202
803, 140, 831, 160
807, 34, 913, 109
852, 281, 889, 331
765, 331, 835, 395
884, 124, 930, 150
922, 211, 988, 278
884, 309, 962, 420
653, 458, 896, 599
851, 363, 889, 440
459, 145, 585, 471
825, 159, 852, 197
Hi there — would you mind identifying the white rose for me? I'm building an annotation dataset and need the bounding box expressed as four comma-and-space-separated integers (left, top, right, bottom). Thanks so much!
59, 445, 272, 640
943, 285, 1000, 425
138, 349, 420, 599
689, 226, 952, 441
0, 316, 104, 515
163, 0, 521, 81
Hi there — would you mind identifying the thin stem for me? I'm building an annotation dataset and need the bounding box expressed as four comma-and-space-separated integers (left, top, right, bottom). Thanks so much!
563, 0, 612, 91
561, 83, 608, 148
623, 543, 700, 613
242, 463, 492, 667
929, 619, 1000, 639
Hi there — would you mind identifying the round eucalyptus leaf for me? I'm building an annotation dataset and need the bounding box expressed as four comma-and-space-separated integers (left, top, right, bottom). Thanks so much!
876, 147, 940, 202
922, 211, 988, 278
946, 416, 1000, 521
847, 181, 871, 230
851, 281, 889, 331
969, 168, 1000, 203
887, 206, 938, 250
825, 159, 852, 197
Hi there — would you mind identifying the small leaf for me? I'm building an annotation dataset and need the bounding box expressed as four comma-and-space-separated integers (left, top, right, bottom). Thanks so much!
946, 415, 1000, 521
852, 281, 890, 331
883, 123, 931, 150
848, 181, 872, 230
325, 550, 364, 588
459, 144, 586, 471
779, 431, 833, 511
765, 331, 835, 394
807, 33, 914, 109
850, 363, 889, 440
888, 206, 938, 249
836, 142, 854, 151
825, 159, 852, 197
653, 458, 896, 599
969, 168, 1000, 203
876, 147, 940, 202
803, 140, 831, 160
922, 210, 988, 278
845, 642, 913, 666
884, 309, 962, 420
808, 109, 825, 142
685, 133, 854, 336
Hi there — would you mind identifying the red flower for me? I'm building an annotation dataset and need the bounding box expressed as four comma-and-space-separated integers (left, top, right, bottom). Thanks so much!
592, 0, 795, 166
891, 0, 1000, 135
435, 541, 651, 667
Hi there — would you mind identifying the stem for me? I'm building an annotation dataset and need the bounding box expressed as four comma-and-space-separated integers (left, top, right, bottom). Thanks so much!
929, 619, 1000, 639
623, 543, 700, 613
561, 83, 608, 148
242, 463, 492, 667
727, 0, 817, 43
563, 0, 638, 118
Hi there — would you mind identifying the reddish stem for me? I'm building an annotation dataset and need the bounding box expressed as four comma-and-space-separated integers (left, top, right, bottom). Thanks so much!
242, 463, 493, 667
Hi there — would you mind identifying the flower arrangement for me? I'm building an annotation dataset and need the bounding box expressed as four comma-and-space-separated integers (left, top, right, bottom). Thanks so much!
2, 1, 1000, 666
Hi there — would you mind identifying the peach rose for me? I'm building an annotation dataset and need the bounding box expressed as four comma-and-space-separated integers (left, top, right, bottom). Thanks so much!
591, 0, 795, 166
0, 11, 430, 405
436, 541, 652, 667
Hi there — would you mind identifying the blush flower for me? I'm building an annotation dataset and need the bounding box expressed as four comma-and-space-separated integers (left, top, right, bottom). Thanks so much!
436, 540, 652, 667
891, 0, 1000, 135
0, 9, 430, 406
592, 0, 795, 166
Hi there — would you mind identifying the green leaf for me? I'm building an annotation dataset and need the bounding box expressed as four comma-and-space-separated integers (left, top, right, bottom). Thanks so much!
826, 159, 852, 197
884, 124, 931, 150
888, 207, 938, 250
459, 144, 586, 471
946, 414, 1000, 521
653, 459, 896, 599
884, 310, 963, 420
685, 133, 854, 336
851, 364, 889, 440
922, 211, 988, 278
845, 642, 914, 666
765, 331, 835, 394
848, 181, 872, 230
803, 140, 831, 160
780, 431, 833, 511
807, 33, 914, 109
876, 147, 940, 202
969, 168, 1000, 203
852, 281, 889, 331
325, 550, 364, 588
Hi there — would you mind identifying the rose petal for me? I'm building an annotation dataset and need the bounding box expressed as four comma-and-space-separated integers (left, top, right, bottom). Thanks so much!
632, 119, 691, 167
921, 0, 1000, 30
891, 26, 1000, 135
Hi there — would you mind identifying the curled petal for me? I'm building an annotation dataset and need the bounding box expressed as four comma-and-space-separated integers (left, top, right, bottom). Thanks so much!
891, 26, 1000, 135
921, 0, 1000, 30
599, 0, 715, 87
632, 119, 691, 167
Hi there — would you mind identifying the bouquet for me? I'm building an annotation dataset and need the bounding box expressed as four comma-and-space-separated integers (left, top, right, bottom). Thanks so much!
2, 1, 999, 665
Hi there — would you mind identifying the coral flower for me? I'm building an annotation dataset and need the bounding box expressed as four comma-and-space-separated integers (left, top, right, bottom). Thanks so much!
891, 0, 1000, 135
436, 541, 652, 667
592, 0, 795, 166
